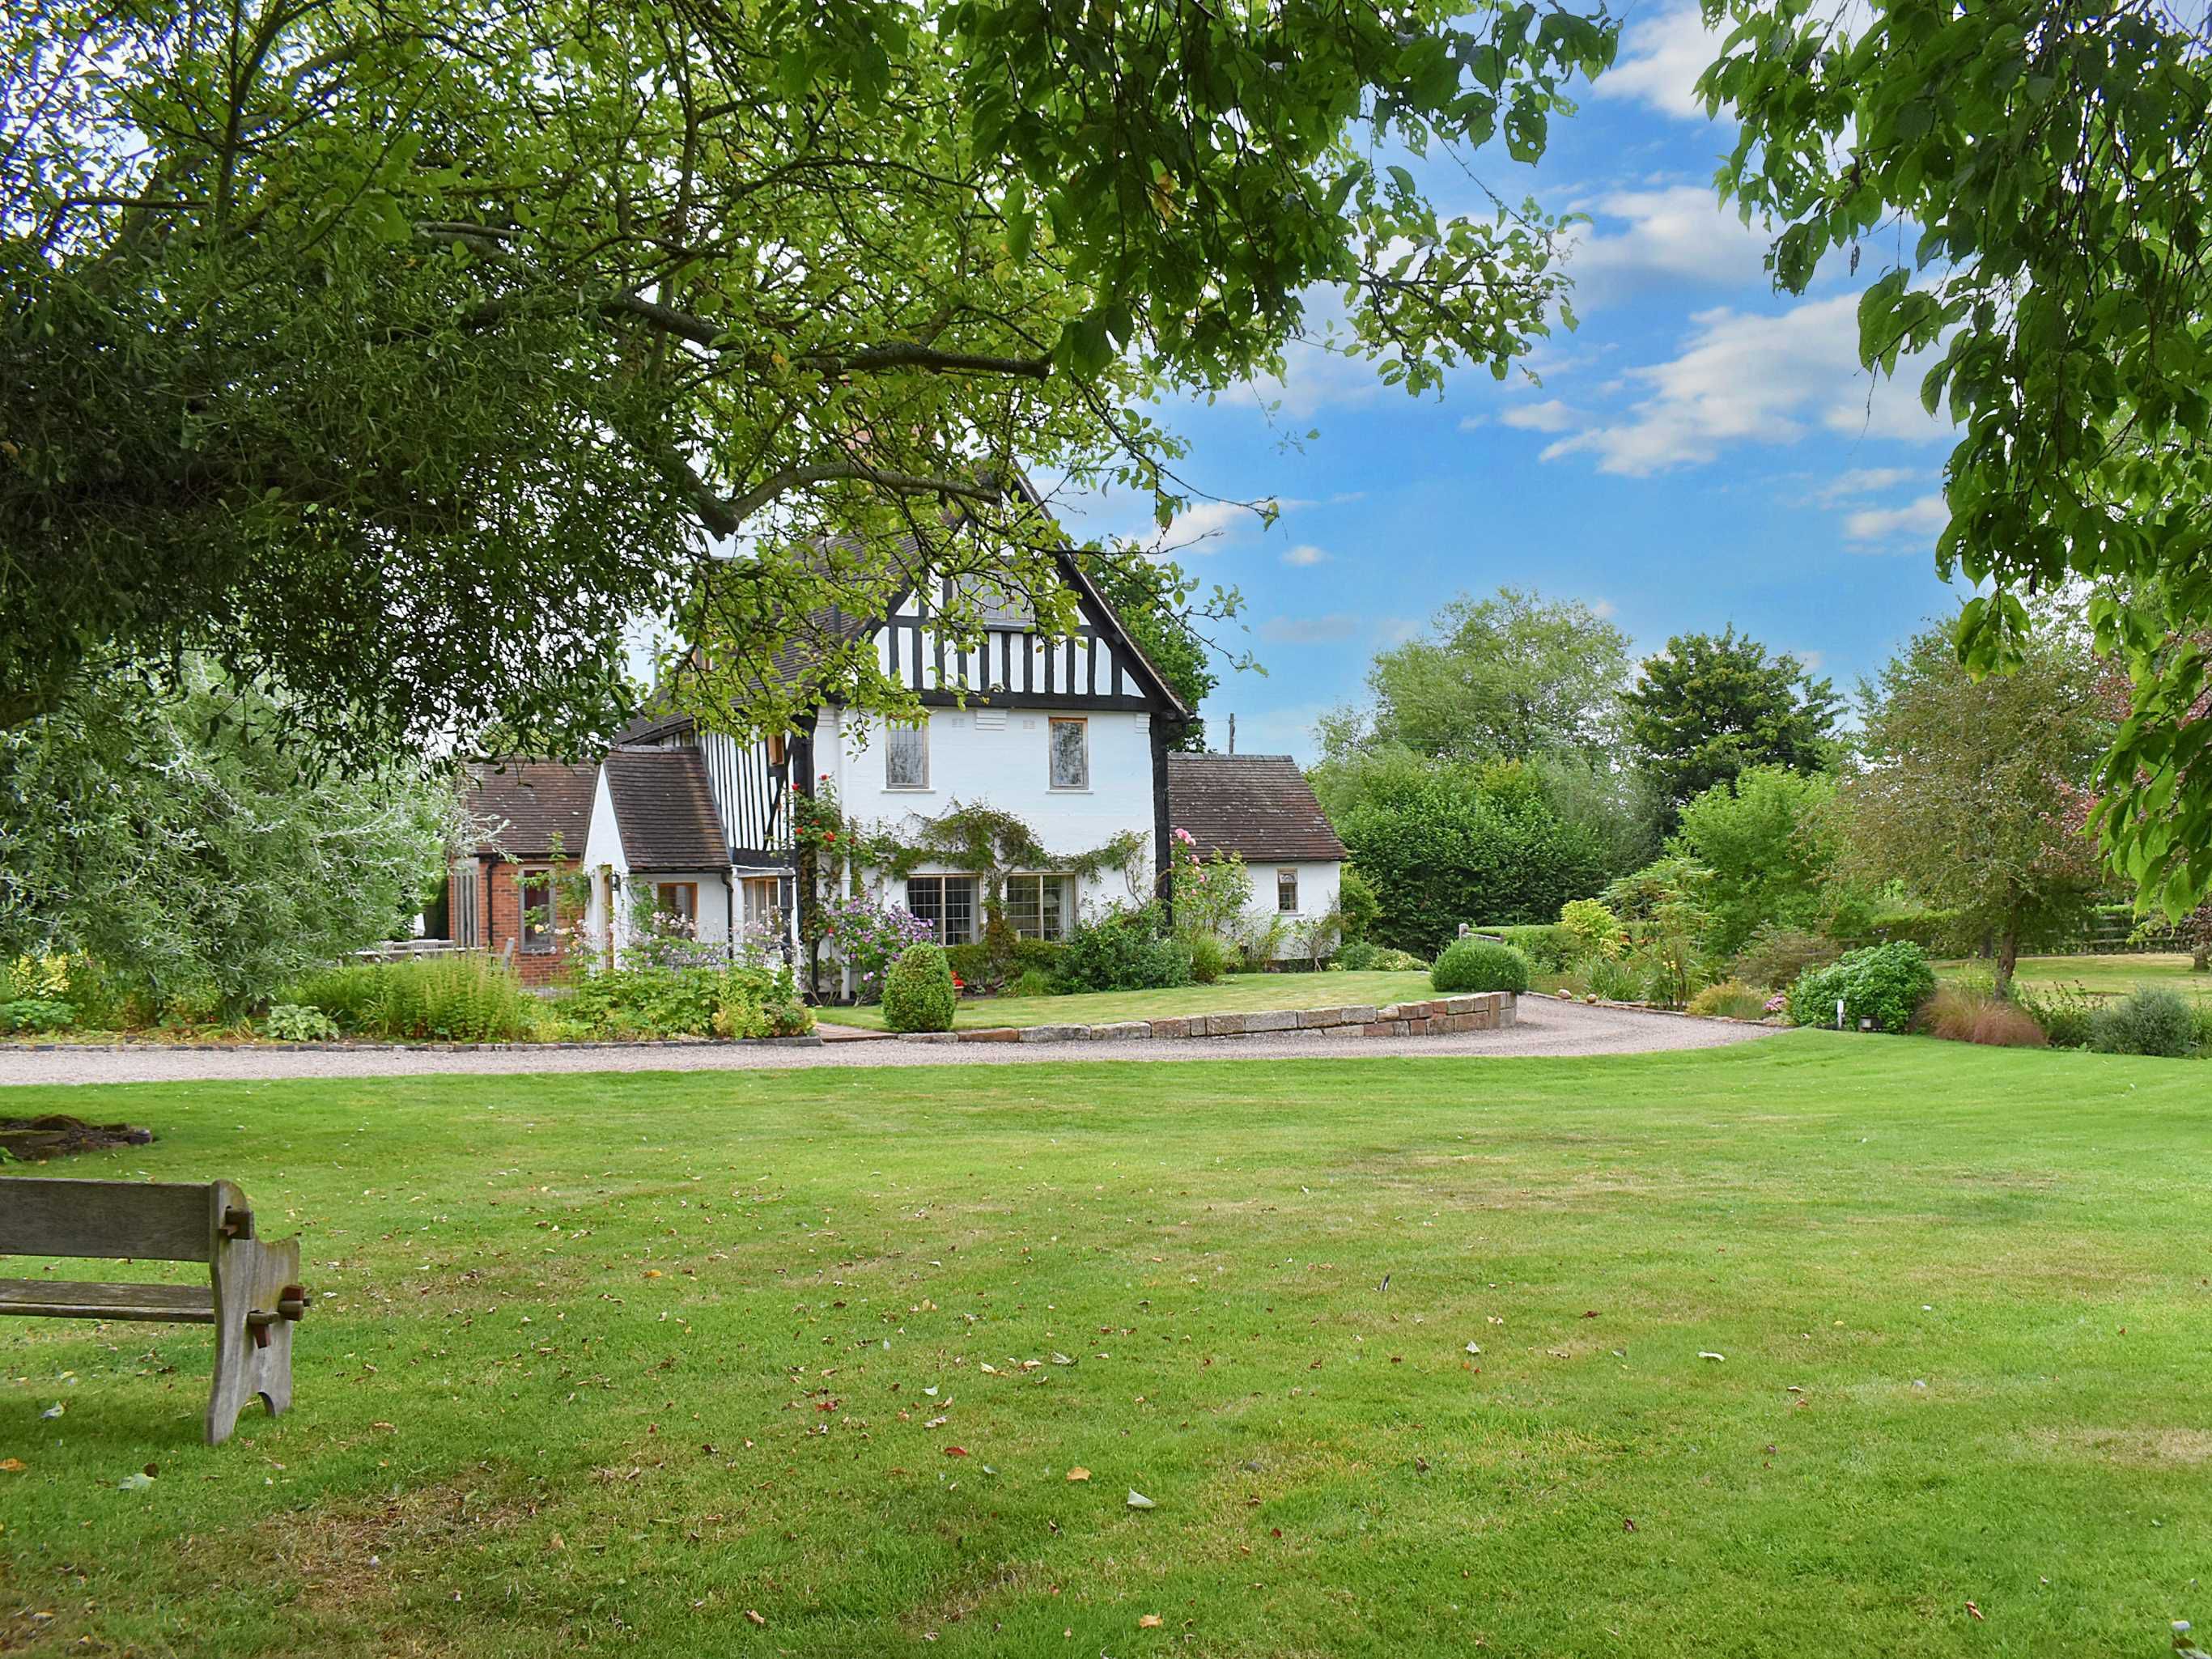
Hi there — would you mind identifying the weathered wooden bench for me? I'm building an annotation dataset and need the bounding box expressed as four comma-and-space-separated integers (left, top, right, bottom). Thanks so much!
0, 1177, 307, 1445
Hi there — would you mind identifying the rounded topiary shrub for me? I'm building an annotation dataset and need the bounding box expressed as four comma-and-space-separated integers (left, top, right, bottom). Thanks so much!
1430, 937, 1530, 995
882, 943, 957, 1033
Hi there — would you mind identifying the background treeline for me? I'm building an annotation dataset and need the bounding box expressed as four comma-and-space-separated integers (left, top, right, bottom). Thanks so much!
1314, 587, 2198, 1002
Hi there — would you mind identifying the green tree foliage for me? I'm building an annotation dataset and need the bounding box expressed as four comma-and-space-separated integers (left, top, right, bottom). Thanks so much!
1323, 588, 1632, 764
1087, 554, 1247, 752
1699, 0, 2212, 910
1670, 765, 1847, 958
3, 0, 1612, 759
1314, 753, 1611, 957
1623, 626, 1841, 812
0, 663, 448, 1012
1838, 620, 2111, 997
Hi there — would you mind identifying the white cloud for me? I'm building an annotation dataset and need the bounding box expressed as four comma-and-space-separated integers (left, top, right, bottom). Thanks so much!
1538, 294, 1950, 477
1841, 493, 1949, 548
1561, 186, 1773, 310
1161, 499, 1267, 552
1259, 613, 1363, 645
1591, 598, 1618, 621
1816, 465, 1921, 503
1498, 398, 1580, 434
1594, 4, 1727, 120
1281, 544, 1331, 567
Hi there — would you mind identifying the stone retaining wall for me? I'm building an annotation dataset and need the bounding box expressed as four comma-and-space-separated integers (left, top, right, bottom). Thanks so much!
894, 992, 1515, 1046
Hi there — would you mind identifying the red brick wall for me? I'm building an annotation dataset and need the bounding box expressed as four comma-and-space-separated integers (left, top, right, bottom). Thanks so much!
451, 855, 583, 986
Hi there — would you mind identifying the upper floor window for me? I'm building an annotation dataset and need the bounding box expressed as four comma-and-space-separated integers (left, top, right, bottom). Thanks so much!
1276, 868, 1299, 914
520, 867, 557, 953
886, 721, 928, 789
1049, 717, 1089, 790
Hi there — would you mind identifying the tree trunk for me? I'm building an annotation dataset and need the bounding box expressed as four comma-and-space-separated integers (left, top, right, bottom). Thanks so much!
1994, 920, 2020, 1000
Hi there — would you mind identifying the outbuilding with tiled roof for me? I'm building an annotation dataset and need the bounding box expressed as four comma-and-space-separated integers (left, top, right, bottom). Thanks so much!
1166, 753, 1347, 960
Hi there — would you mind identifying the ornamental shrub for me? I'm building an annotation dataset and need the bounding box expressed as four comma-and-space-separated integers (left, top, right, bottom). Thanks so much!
1785, 941, 1934, 1034
821, 894, 936, 1002
882, 943, 957, 1033
1687, 978, 1771, 1020
1558, 898, 1625, 962
1492, 924, 1571, 972
289, 954, 532, 1042
2012, 980, 2098, 1049
0, 996, 77, 1033
1335, 939, 1379, 972
2089, 986, 2196, 1058
1731, 924, 1838, 991
1187, 933, 1227, 984
1431, 937, 1529, 995
1054, 902, 1192, 992
264, 1003, 339, 1042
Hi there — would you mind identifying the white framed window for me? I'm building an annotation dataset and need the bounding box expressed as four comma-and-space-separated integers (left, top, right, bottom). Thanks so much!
520, 867, 557, 953
906, 876, 979, 944
1276, 868, 1299, 914
1004, 873, 1073, 942
1048, 717, 1089, 790
741, 876, 783, 933
885, 720, 928, 789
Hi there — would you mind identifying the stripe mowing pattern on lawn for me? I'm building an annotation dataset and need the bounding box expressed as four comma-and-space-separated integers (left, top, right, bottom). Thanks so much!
2, 1035, 2208, 1657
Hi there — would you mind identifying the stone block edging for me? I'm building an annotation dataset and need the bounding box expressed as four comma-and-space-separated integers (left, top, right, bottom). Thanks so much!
889, 992, 1517, 1046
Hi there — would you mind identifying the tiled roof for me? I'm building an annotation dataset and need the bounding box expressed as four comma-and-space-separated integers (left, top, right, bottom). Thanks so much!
461, 762, 598, 859
1166, 753, 1346, 863
602, 747, 728, 871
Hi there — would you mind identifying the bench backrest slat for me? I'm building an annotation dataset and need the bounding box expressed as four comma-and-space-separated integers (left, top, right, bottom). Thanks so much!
0, 1179, 221, 1262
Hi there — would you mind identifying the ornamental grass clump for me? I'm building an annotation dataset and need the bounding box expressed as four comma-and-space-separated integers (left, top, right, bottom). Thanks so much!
1917, 984, 2048, 1048
1430, 937, 1529, 995
882, 943, 957, 1033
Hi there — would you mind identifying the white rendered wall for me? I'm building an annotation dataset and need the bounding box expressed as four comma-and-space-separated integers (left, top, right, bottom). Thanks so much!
1239, 859, 1344, 958
815, 704, 1157, 917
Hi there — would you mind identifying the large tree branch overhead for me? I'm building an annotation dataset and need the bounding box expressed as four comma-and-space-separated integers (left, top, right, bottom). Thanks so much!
2, 0, 1614, 759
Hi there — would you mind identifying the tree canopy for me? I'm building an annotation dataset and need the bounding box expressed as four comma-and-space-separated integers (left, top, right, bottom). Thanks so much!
1700, 0, 2212, 910
1839, 618, 2111, 996
1322, 586, 1632, 764
0, 661, 448, 1013
1621, 626, 1841, 810
4, 0, 1613, 761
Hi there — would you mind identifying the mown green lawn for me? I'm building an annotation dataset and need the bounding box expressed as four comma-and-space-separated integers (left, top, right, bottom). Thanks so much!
4, 1037, 2210, 1657
830, 968, 1436, 1029
1939, 951, 2212, 999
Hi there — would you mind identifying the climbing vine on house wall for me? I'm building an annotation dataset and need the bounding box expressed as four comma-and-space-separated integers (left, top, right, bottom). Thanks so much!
793, 778, 1149, 978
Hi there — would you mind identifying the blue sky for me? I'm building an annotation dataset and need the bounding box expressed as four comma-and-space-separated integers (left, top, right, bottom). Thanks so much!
1055, 2, 1966, 760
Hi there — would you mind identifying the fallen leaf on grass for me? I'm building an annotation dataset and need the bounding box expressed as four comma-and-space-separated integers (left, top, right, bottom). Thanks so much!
1126, 1490, 1155, 1510
1067, 1467, 1091, 1483
1698, 1351, 1725, 1362
1965, 1602, 1982, 1621
944, 1445, 970, 1457
0, 1459, 24, 1473
117, 1471, 154, 1491
1138, 1614, 1163, 1628
745, 1609, 766, 1627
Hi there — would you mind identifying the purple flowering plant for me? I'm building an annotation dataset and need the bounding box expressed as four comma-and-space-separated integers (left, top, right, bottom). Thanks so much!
821, 893, 936, 1002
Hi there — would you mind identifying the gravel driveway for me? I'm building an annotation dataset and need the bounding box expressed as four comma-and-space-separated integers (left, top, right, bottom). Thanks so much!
0, 998, 1776, 1087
